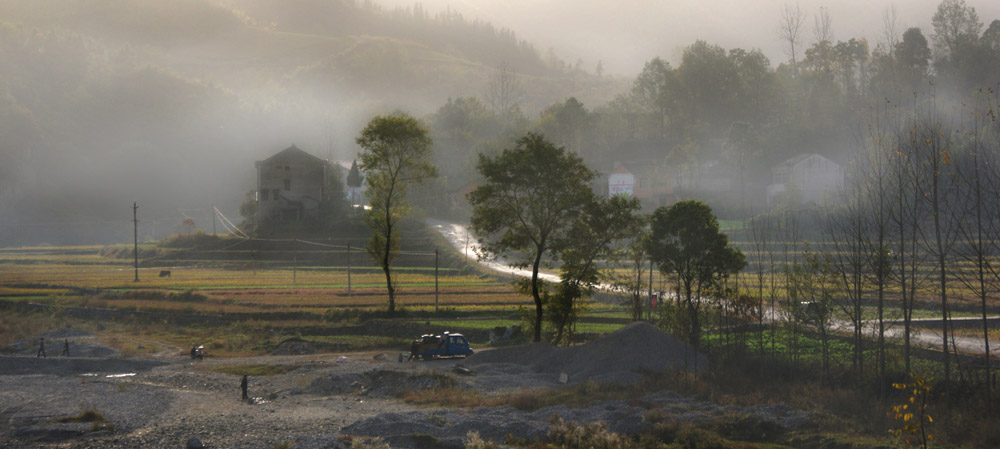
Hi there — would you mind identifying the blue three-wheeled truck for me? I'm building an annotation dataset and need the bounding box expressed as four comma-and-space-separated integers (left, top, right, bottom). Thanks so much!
405, 331, 473, 361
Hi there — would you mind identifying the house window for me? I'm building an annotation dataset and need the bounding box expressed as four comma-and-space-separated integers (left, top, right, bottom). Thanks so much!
284, 179, 291, 191
273, 189, 280, 200
260, 190, 269, 201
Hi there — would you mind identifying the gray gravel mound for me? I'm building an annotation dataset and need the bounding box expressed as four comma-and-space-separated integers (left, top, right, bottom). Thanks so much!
465, 322, 708, 384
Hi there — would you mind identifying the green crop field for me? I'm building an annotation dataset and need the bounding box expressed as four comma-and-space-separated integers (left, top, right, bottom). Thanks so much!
0, 245, 631, 356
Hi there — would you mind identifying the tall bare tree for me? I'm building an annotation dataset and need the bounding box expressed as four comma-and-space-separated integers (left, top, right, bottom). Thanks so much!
910, 105, 963, 389
860, 108, 894, 397
776, 2, 807, 74
953, 91, 1000, 409
826, 171, 869, 381
881, 4, 902, 56
746, 212, 774, 355
813, 6, 833, 45
484, 62, 524, 119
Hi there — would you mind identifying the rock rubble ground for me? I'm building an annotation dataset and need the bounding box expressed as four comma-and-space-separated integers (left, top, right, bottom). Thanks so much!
0, 323, 810, 449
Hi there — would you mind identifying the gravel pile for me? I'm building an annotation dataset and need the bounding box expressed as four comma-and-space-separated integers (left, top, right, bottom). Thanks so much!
465, 322, 709, 384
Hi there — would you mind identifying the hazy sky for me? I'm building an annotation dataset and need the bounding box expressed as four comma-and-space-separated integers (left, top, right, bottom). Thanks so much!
374, 0, 1000, 75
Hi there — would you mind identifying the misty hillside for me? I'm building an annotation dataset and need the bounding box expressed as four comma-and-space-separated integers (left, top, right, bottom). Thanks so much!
1, 0, 613, 107
0, 0, 623, 244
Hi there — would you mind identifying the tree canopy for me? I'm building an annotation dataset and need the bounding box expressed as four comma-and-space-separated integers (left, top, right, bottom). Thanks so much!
648, 200, 746, 347
548, 193, 643, 343
468, 132, 596, 342
357, 113, 437, 314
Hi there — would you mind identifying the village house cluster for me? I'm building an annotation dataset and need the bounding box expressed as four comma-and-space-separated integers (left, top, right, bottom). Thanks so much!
251, 144, 844, 227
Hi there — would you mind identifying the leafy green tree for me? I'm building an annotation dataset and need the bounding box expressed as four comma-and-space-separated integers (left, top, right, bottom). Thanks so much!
984, 19, 1000, 51
630, 57, 679, 139
897, 27, 932, 92
676, 41, 737, 129
647, 201, 746, 348
346, 159, 363, 207
238, 190, 258, 231
317, 163, 349, 228
931, 0, 982, 59
833, 38, 869, 98
803, 40, 836, 75
607, 216, 651, 322
729, 48, 775, 123
723, 121, 763, 214
357, 113, 437, 314
535, 97, 592, 158
468, 132, 596, 342
549, 194, 643, 344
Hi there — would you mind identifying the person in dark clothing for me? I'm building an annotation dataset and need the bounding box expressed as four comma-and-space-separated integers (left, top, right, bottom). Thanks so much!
36, 338, 46, 358
61, 339, 70, 357
240, 374, 248, 401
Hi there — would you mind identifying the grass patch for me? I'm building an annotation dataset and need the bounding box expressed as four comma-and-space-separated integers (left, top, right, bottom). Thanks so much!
310, 335, 405, 350
206, 363, 302, 376
54, 408, 115, 432
54, 409, 106, 424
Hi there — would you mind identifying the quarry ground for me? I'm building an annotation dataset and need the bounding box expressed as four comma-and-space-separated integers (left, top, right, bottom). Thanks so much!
0, 324, 814, 449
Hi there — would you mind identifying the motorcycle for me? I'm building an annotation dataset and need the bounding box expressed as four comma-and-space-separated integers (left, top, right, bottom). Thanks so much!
190, 345, 204, 360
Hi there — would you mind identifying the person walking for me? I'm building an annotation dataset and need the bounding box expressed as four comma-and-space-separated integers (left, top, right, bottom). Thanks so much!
36, 338, 46, 358
240, 374, 248, 401
61, 339, 70, 357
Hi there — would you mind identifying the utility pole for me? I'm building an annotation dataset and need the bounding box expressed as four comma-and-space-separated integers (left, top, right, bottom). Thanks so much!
434, 248, 439, 313
347, 243, 352, 297
648, 260, 654, 321
133, 202, 139, 282
211, 203, 216, 236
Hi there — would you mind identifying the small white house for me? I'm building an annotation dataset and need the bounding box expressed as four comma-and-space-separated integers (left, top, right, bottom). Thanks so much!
766, 153, 844, 207
608, 165, 635, 197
